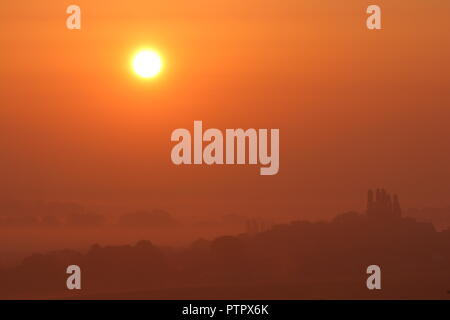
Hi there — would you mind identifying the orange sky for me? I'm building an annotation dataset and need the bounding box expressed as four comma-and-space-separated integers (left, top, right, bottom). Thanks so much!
1, 1, 450, 220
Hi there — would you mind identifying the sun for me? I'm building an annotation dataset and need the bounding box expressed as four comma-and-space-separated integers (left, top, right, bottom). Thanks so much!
132, 49, 163, 78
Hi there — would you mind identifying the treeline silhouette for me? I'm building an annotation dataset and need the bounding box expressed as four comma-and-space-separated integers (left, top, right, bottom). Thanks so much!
0, 200, 177, 229
0, 211, 449, 299
406, 207, 450, 231
1, 198, 449, 231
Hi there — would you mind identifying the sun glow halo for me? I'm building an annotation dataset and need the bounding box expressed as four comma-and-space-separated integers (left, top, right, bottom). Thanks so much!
132, 50, 163, 78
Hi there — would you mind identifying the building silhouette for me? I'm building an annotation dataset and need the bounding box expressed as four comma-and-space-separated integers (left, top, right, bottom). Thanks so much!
366, 188, 402, 219
245, 218, 269, 235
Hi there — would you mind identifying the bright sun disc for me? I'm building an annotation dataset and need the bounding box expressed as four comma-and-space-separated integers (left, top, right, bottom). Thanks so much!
132, 50, 163, 78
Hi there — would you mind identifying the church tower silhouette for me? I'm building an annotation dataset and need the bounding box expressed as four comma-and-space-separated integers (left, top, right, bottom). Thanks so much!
367, 188, 401, 219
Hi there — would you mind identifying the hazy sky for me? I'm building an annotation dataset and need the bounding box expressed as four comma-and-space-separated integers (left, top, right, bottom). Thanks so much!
1, 1, 450, 220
